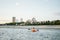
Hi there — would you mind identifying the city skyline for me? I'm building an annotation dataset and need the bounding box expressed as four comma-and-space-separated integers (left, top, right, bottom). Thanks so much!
0, 0, 60, 24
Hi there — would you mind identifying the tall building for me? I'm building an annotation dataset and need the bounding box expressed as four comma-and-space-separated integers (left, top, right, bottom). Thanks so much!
12, 17, 16, 23
20, 18, 23, 22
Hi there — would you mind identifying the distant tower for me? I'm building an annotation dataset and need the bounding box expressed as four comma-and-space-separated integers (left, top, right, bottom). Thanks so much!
20, 18, 23, 22
12, 17, 16, 23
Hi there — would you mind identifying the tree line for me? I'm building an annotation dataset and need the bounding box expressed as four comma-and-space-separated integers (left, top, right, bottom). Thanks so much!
5, 20, 60, 25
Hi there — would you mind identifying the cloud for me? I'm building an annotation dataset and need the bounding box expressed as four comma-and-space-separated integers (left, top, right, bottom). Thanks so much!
43, 0, 49, 2
56, 13, 60, 15
54, 12, 60, 16
45, 0, 49, 1
16, 2, 20, 6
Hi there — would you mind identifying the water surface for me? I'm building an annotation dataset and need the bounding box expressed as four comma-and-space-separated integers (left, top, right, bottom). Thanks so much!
0, 26, 60, 40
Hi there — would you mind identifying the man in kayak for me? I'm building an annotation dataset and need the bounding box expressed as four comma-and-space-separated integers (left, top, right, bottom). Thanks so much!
31, 27, 37, 32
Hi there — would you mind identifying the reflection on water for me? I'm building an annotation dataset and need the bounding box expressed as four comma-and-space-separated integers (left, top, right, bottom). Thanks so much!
0, 28, 60, 40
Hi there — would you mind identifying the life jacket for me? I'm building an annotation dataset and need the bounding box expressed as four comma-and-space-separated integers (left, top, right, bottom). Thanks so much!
31, 29, 37, 32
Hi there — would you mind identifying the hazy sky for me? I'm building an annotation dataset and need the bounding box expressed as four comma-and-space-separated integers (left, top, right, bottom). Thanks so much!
0, 0, 60, 23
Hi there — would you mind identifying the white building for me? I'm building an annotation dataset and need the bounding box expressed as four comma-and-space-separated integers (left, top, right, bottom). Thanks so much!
31, 17, 37, 23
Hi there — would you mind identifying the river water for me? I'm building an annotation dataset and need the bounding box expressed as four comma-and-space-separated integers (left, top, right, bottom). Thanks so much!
0, 26, 60, 40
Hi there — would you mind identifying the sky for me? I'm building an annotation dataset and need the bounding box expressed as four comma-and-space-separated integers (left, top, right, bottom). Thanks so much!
0, 0, 60, 24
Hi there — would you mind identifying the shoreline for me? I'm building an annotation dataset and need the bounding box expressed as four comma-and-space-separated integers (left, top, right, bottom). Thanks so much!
0, 25, 60, 29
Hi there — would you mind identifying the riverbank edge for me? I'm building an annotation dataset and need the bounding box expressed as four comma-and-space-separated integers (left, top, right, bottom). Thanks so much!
0, 25, 60, 29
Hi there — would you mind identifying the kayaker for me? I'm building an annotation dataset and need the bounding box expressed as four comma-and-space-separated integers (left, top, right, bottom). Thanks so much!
31, 27, 37, 32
